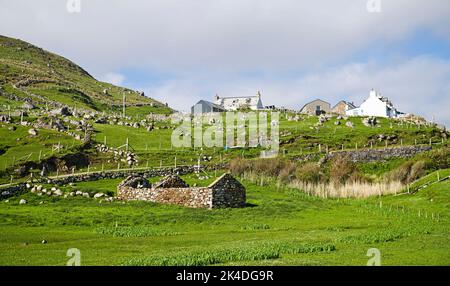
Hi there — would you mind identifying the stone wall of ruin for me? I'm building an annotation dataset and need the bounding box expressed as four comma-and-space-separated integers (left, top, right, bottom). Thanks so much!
116, 173, 246, 209
117, 186, 213, 209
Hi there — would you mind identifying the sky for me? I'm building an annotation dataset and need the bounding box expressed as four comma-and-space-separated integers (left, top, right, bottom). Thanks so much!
0, 0, 450, 126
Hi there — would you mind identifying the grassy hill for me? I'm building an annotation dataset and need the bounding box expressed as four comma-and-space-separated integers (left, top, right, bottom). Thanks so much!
0, 35, 172, 115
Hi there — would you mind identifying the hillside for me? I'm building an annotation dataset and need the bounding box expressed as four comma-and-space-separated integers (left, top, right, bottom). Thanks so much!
0, 35, 172, 115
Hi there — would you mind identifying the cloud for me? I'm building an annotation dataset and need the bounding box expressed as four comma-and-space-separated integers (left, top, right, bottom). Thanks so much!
1, 0, 450, 75
99, 72, 125, 86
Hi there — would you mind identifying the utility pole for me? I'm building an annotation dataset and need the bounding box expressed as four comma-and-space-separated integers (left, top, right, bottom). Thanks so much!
123, 93, 126, 118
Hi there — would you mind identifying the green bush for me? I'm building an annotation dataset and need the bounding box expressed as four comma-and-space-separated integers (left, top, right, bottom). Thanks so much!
421, 148, 450, 170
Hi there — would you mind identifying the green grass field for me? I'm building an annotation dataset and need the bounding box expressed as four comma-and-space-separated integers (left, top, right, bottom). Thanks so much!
0, 173, 448, 266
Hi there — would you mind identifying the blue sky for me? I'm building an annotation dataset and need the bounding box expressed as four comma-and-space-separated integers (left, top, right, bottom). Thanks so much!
1, 0, 450, 126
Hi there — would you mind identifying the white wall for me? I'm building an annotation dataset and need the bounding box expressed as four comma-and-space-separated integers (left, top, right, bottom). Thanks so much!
347, 90, 392, 117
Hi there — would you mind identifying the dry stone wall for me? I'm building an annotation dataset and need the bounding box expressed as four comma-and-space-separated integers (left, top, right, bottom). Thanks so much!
324, 145, 432, 163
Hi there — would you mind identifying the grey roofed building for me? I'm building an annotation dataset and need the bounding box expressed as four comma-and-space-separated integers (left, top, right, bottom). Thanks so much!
191, 100, 226, 114
299, 99, 331, 115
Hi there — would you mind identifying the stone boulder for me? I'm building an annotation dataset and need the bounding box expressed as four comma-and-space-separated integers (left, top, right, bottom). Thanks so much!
28, 128, 38, 136
362, 117, 377, 127
51, 107, 71, 116
22, 102, 36, 110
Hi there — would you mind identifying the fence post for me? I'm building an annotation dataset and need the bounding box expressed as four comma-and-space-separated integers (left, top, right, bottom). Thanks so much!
174, 156, 177, 168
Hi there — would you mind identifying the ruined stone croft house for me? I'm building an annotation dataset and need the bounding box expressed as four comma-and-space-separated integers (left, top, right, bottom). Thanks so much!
116, 173, 246, 209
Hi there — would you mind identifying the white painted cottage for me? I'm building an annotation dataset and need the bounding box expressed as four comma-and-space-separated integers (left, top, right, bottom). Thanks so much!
214, 91, 264, 111
346, 89, 402, 118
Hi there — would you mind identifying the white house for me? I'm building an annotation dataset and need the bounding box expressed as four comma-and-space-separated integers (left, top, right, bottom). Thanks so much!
346, 89, 402, 118
214, 91, 264, 111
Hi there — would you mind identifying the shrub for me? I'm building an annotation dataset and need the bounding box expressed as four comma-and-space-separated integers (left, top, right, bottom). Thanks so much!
295, 162, 323, 184
329, 155, 361, 185
278, 161, 297, 184
253, 158, 285, 176
229, 157, 250, 176
229, 157, 294, 178
385, 160, 426, 184
385, 161, 413, 184
421, 147, 450, 170
407, 160, 426, 183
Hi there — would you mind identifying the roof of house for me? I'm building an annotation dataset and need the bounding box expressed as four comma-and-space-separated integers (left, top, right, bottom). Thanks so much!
193, 100, 226, 111
332, 100, 356, 110
299, 99, 331, 111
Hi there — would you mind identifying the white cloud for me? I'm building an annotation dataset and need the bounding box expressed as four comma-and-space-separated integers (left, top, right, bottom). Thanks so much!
1, 0, 450, 75
100, 72, 125, 86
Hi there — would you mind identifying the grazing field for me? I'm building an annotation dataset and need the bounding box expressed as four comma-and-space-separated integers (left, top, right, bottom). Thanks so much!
0, 174, 448, 266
